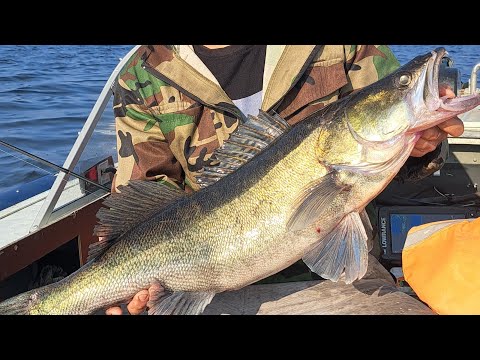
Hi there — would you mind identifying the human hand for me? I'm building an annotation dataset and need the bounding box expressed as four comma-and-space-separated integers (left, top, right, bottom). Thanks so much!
410, 85, 464, 157
105, 289, 150, 315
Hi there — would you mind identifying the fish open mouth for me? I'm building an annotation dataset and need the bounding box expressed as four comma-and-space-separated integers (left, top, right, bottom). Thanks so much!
409, 47, 480, 133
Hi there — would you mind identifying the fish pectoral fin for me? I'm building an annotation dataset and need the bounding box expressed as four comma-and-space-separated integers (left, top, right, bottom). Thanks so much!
286, 172, 348, 232
147, 291, 216, 315
302, 211, 368, 284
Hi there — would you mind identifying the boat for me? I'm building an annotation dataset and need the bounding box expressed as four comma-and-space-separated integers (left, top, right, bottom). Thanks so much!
0, 46, 478, 314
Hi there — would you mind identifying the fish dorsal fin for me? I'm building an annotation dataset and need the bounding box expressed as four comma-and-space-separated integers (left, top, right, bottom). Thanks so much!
195, 110, 291, 188
90, 180, 185, 262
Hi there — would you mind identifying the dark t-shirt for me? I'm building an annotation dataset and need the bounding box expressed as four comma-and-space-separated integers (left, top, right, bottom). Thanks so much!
193, 45, 267, 117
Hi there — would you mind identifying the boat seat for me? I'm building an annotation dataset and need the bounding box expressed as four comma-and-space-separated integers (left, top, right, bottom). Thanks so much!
203, 255, 434, 315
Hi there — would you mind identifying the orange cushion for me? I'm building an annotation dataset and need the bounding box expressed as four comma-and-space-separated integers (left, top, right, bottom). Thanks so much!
402, 218, 480, 315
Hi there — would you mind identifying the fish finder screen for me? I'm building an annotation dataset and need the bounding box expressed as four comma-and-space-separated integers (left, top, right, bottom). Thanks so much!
390, 213, 466, 253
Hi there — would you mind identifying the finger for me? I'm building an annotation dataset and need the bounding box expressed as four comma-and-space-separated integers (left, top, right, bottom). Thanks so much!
436, 116, 464, 137
411, 129, 447, 158
415, 137, 440, 152
436, 131, 448, 143
412, 138, 439, 158
106, 306, 123, 315
421, 126, 443, 141
420, 130, 448, 145
410, 148, 429, 158
127, 290, 149, 315
438, 84, 455, 98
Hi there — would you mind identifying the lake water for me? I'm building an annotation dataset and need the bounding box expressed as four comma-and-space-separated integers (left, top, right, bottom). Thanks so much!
0, 45, 479, 197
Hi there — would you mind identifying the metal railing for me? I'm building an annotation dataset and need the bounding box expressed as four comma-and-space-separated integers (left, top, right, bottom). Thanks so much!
471, 63, 480, 95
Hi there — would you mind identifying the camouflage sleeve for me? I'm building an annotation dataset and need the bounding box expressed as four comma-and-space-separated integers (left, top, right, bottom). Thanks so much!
339, 45, 400, 96
111, 52, 185, 193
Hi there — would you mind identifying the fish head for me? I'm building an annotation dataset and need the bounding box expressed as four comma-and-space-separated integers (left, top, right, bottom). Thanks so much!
345, 47, 480, 146
405, 47, 480, 132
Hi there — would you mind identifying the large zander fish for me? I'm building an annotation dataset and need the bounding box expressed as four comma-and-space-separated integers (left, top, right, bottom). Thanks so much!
1, 47, 479, 315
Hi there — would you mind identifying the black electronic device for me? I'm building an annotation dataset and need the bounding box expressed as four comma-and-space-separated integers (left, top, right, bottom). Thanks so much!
378, 206, 480, 263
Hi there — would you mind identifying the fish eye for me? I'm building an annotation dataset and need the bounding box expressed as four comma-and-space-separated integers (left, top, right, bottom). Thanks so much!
399, 74, 411, 86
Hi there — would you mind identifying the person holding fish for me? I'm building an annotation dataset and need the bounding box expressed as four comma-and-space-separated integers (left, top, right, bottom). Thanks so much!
100, 45, 464, 315
4, 45, 474, 315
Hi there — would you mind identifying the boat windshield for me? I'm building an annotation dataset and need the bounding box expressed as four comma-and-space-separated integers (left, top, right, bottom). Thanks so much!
0, 45, 139, 249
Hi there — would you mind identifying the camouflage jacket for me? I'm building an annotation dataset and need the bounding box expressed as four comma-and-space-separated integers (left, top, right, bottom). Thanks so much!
112, 45, 439, 192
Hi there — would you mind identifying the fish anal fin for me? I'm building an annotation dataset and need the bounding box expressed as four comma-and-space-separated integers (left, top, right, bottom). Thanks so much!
148, 291, 216, 315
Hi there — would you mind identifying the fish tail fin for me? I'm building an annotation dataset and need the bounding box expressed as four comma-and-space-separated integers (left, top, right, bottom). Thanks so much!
0, 287, 47, 315
303, 212, 369, 284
